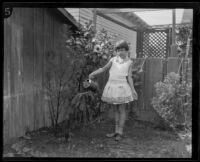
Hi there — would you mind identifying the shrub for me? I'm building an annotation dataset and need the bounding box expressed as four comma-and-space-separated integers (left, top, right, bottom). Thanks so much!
152, 72, 192, 131
62, 21, 118, 130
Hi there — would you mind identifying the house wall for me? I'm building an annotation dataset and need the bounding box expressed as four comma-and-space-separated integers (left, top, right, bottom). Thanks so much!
3, 8, 73, 143
65, 8, 80, 22
66, 8, 137, 58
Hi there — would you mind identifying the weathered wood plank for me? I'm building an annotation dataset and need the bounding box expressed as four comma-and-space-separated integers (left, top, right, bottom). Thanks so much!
3, 16, 12, 142
35, 8, 44, 129
43, 8, 48, 127
16, 8, 24, 137
10, 8, 18, 138
43, 8, 54, 127
167, 57, 180, 73
33, 8, 43, 130
18, 8, 25, 136
43, 9, 50, 127
144, 58, 163, 110
22, 8, 35, 132
54, 13, 62, 123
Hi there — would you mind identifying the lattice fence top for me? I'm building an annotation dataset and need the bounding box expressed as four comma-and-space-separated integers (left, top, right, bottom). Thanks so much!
137, 29, 169, 58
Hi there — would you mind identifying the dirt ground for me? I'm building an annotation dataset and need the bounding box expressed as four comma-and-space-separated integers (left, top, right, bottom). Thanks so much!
3, 114, 192, 158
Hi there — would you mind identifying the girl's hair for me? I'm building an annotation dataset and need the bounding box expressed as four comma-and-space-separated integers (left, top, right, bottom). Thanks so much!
115, 40, 129, 51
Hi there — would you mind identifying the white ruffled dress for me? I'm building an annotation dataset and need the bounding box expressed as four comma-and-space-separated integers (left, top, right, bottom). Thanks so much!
101, 56, 137, 104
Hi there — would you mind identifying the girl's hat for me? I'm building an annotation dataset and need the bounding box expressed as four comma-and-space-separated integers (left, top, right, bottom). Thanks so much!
115, 40, 129, 51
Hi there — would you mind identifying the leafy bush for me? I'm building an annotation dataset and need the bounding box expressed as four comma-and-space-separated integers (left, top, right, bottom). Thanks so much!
70, 91, 102, 125
63, 21, 118, 128
152, 72, 192, 131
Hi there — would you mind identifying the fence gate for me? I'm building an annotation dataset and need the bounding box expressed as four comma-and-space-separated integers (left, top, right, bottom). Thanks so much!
137, 29, 170, 58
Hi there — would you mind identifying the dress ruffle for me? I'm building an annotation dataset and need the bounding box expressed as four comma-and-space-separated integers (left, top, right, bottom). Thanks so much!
101, 80, 137, 104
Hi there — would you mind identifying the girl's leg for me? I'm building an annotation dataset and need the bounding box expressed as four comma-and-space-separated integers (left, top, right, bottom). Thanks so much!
118, 104, 126, 135
115, 105, 120, 134
106, 104, 119, 137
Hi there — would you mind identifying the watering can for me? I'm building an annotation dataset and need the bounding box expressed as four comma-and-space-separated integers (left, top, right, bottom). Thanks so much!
83, 79, 99, 93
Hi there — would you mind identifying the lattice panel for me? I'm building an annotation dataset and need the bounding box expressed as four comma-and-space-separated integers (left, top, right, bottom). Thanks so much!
137, 29, 169, 58
143, 31, 168, 58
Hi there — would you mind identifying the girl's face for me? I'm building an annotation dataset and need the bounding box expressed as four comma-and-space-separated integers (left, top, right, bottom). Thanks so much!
116, 48, 128, 59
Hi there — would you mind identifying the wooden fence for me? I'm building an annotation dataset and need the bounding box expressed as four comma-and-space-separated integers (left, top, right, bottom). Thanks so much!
3, 8, 73, 144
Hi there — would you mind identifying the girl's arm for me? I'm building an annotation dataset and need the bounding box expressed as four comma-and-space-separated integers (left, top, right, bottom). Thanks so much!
89, 58, 112, 79
127, 61, 138, 99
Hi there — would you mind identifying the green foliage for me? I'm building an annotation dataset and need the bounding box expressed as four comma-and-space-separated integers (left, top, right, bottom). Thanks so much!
176, 25, 192, 57
45, 20, 118, 132
65, 20, 117, 91
70, 91, 102, 125
64, 20, 117, 127
152, 72, 192, 131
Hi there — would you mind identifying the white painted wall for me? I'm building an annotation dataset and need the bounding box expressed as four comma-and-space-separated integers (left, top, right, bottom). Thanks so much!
65, 8, 137, 58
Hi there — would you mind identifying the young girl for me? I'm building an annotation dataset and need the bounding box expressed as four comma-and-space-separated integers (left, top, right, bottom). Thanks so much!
89, 40, 138, 141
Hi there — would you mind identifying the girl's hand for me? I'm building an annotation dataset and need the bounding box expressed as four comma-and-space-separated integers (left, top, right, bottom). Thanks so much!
89, 74, 94, 80
132, 88, 138, 100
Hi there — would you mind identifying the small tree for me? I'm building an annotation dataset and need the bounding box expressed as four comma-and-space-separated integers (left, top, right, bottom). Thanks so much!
44, 24, 86, 135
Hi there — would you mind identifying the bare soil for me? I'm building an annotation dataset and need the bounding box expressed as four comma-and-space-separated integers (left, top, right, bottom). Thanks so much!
3, 115, 192, 158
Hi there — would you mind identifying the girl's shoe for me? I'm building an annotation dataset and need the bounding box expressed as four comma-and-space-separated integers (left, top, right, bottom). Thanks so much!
115, 133, 123, 141
106, 133, 117, 138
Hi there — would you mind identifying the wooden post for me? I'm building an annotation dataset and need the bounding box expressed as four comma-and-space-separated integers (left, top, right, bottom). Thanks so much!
170, 9, 177, 57
92, 8, 97, 33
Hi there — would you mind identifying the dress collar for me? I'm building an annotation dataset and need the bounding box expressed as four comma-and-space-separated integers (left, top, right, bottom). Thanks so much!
116, 55, 129, 64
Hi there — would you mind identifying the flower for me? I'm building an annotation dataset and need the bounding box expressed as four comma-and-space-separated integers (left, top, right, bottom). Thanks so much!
66, 39, 73, 44
76, 40, 82, 45
100, 43, 105, 48
92, 38, 97, 43
102, 55, 107, 59
93, 44, 102, 53
84, 32, 90, 37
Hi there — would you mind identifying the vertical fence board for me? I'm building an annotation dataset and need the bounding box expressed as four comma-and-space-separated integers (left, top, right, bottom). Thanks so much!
139, 58, 163, 122
14, 8, 21, 137
16, 8, 24, 137
10, 8, 18, 138
18, 9, 25, 136
43, 9, 50, 127
4, 17, 12, 143
34, 8, 44, 129
53, 12, 60, 123
41, 8, 46, 127
22, 8, 35, 132
48, 9, 54, 126
33, 8, 40, 130
167, 57, 180, 73
43, 8, 54, 127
